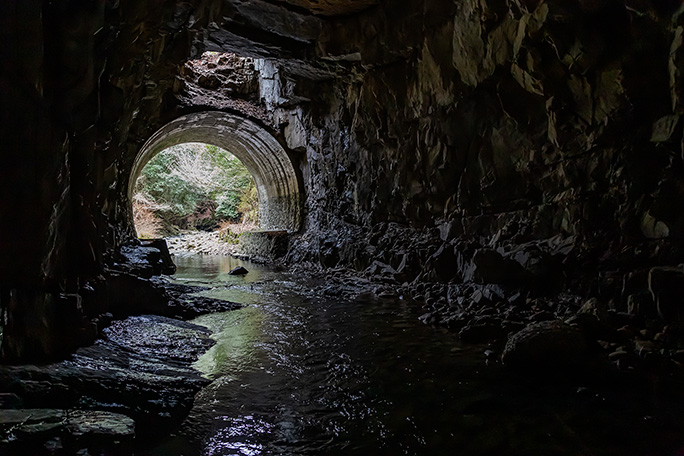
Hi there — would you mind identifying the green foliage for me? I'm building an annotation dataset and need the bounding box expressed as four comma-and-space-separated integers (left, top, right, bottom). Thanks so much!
137, 152, 200, 217
238, 183, 259, 225
215, 192, 241, 220
218, 228, 241, 244
133, 143, 258, 231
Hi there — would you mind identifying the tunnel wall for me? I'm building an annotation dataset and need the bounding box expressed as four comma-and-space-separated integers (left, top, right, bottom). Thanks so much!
0, 0, 221, 361
271, 1, 684, 309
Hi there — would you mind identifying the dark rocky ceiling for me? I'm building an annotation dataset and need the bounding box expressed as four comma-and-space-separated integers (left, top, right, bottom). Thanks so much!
271, 0, 379, 16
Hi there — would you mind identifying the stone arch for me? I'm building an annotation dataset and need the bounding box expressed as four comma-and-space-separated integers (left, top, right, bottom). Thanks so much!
129, 111, 301, 232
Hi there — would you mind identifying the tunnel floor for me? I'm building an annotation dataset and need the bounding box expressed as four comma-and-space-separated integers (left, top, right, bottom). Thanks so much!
147, 255, 684, 456
2, 255, 684, 455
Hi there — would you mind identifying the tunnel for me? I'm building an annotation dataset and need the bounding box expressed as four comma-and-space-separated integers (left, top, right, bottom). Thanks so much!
2, 0, 684, 454
129, 111, 302, 233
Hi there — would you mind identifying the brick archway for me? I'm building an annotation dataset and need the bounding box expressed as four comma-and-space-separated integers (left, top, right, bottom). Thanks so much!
129, 111, 302, 232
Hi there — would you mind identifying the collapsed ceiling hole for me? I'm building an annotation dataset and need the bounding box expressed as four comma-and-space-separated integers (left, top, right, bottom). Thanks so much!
178, 52, 271, 124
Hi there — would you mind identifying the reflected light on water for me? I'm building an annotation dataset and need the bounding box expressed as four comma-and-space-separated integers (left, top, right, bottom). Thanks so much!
205, 415, 272, 456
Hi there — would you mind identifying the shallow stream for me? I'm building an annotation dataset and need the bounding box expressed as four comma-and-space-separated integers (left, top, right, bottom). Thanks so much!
145, 255, 684, 456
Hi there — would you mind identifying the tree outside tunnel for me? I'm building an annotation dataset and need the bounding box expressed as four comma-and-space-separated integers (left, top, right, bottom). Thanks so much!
132, 142, 258, 238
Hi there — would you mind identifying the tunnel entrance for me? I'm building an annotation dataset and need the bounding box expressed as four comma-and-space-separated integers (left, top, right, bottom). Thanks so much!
132, 142, 258, 238
129, 111, 302, 235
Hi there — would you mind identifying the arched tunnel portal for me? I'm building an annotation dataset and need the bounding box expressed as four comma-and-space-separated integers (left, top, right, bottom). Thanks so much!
128, 111, 302, 233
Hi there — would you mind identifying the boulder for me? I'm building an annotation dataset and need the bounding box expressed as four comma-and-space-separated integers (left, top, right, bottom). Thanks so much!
466, 249, 527, 285
139, 238, 177, 275
117, 245, 162, 278
501, 320, 589, 370
229, 266, 249, 275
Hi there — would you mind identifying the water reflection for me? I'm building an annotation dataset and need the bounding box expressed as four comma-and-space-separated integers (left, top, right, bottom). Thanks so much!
170, 255, 267, 287
192, 308, 267, 378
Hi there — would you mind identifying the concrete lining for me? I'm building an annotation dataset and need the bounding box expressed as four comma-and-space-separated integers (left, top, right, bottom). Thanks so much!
129, 111, 301, 232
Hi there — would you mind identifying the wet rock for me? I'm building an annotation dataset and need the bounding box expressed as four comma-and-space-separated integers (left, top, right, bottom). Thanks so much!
68, 410, 136, 438
105, 272, 170, 317
117, 244, 164, 278
501, 321, 589, 370
0, 409, 64, 439
139, 238, 176, 275
101, 315, 214, 363
229, 266, 249, 275
0, 409, 134, 450
168, 294, 242, 319
0, 315, 213, 435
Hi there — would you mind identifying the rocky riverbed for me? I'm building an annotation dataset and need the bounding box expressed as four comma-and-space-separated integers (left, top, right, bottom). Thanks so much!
0, 315, 213, 455
166, 231, 238, 256
0, 257, 242, 456
3, 236, 684, 455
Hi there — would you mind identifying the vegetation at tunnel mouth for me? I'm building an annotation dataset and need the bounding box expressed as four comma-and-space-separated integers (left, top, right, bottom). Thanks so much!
133, 142, 258, 239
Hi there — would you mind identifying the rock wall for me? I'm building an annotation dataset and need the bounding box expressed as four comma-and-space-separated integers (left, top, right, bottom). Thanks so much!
278, 0, 684, 311
0, 0, 219, 360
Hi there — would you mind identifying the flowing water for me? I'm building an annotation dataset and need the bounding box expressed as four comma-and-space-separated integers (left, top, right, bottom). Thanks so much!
146, 255, 684, 456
